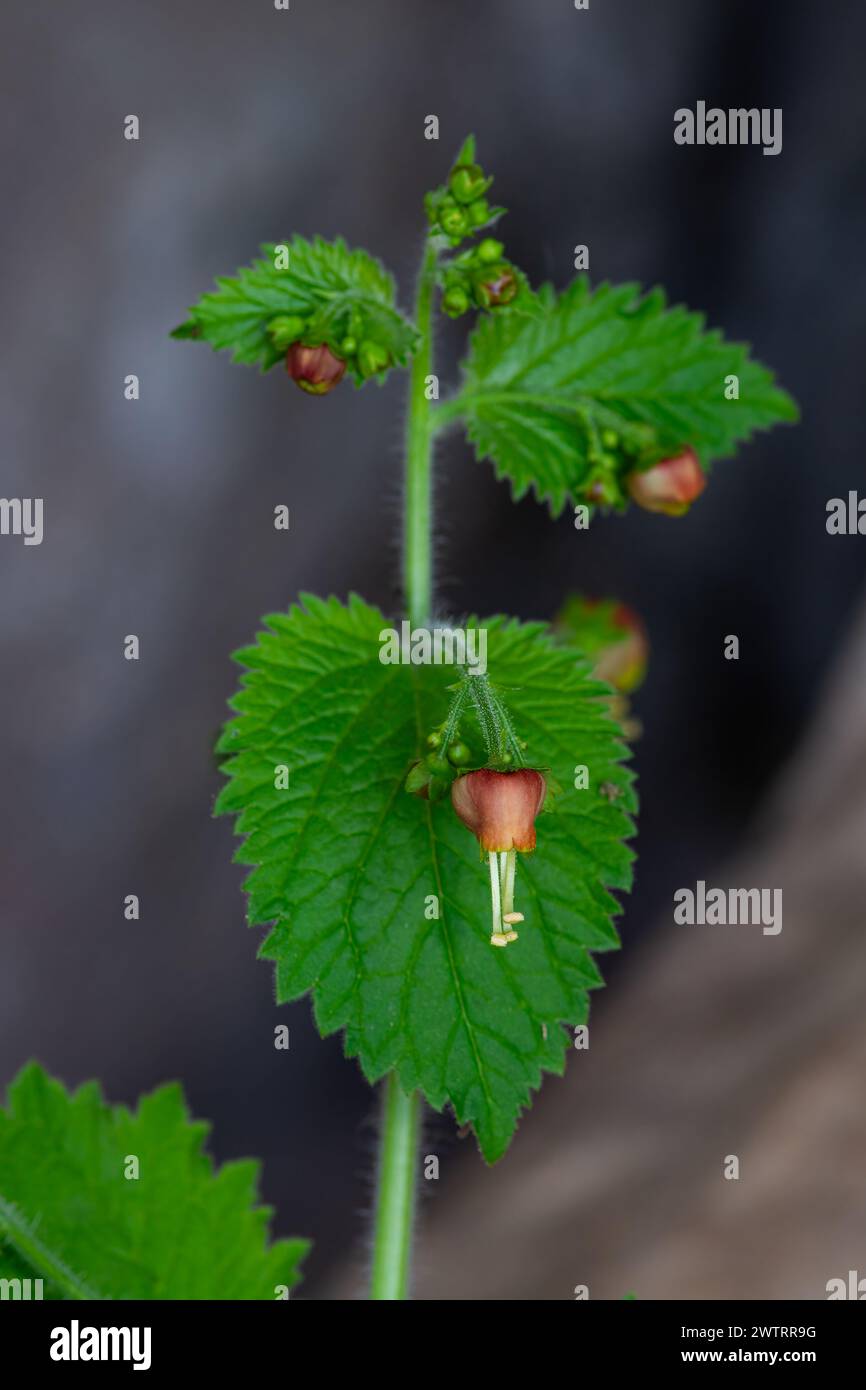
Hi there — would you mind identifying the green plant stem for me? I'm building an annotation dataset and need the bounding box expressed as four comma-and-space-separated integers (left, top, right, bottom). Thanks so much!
0, 1196, 101, 1300
403, 242, 438, 626
369, 241, 438, 1302
370, 1076, 422, 1300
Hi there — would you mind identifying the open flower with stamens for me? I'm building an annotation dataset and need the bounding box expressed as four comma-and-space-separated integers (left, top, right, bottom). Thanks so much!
451, 768, 547, 948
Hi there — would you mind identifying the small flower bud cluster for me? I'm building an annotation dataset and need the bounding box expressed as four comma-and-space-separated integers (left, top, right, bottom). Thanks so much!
441, 238, 519, 319
578, 420, 707, 519
267, 314, 391, 394
582, 424, 655, 507
425, 160, 495, 246
425, 149, 523, 320
405, 721, 481, 802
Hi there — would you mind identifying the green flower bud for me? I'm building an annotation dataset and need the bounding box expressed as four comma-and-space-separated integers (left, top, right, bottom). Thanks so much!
426, 754, 451, 777
426, 730, 443, 748
340, 335, 358, 356
427, 775, 451, 803
442, 285, 470, 318
404, 761, 432, 795
357, 340, 390, 377
449, 163, 487, 205
446, 741, 472, 766
476, 237, 504, 265
601, 429, 620, 450
439, 204, 468, 238
468, 198, 490, 226
267, 315, 307, 350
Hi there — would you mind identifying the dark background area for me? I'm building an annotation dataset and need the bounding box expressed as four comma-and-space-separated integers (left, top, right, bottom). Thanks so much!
1, 0, 864, 1296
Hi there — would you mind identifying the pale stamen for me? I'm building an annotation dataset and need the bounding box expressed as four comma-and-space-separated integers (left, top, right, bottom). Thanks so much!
489, 850, 509, 947
494, 849, 520, 944
501, 849, 517, 917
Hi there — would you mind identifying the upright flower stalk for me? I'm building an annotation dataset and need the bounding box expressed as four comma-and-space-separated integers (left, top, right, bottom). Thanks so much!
162, 118, 805, 1312
171, 127, 797, 1301
369, 239, 439, 1302
402, 242, 438, 628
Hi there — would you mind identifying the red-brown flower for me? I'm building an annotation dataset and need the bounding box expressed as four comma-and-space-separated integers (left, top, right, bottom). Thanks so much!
285, 342, 346, 395
592, 602, 649, 694
451, 769, 547, 947
476, 270, 518, 308
451, 768, 546, 853
626, 448, 706, 516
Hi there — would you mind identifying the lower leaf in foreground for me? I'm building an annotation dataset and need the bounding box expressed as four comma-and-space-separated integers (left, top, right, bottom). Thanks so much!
217, 595, 636, 1162
0, 1062, 307, 1299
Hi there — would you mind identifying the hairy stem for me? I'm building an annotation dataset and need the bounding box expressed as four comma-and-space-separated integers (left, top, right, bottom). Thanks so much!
403, 242, 438, 626
370, 1075, 422, 1300
0, 1195, 102, 1300
370, 240, 438, 1301
467, 672, 526, 765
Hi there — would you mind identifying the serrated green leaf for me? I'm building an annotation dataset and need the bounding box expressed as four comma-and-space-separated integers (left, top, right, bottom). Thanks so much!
0, 1063, 308, 1299
216, 595, 635, 1162
173, 235, 418, 383
446, 276, 798, 514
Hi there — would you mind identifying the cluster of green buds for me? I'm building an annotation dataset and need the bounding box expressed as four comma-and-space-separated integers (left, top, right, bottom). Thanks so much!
579, 423, 655, 508
404, 670, 532, 804
425, 156, 496, 246
267, 314, 391, 394
578, 420, 706, 518
405, 720, 481, 803
440, 237, 520, 318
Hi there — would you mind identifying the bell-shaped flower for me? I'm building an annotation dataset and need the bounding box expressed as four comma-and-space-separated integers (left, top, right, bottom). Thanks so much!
452, 768, 546, 851
451, 769, 546, 948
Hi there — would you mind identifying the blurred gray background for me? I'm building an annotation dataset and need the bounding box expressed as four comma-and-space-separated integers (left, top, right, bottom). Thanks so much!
1, 0, 864, 1297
